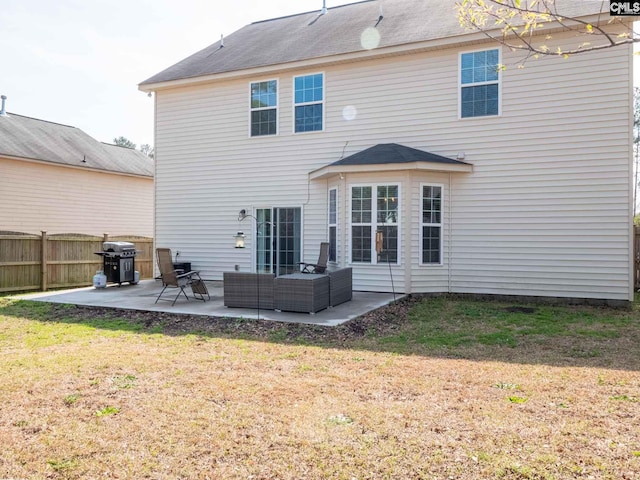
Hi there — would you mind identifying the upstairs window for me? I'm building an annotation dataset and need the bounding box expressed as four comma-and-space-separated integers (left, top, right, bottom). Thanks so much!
460, 49, 499, 118
294, 73, 323, 132
250, 80, 277, 136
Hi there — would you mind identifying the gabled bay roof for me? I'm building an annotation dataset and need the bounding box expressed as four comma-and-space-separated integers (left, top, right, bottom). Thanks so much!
332, 143, 467, 166
0, 113, 153, 177
140, 0, 605, 88
309, 143, 472, 179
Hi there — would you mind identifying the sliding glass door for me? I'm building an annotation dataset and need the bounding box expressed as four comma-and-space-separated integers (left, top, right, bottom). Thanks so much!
255, 207, 301, 275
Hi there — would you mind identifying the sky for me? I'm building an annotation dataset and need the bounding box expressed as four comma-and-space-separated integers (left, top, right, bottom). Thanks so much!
1, 1, 638, 149
0, 0, 332, 148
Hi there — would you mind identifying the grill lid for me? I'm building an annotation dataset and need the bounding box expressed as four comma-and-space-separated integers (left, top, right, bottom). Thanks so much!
103, 241, 135, 252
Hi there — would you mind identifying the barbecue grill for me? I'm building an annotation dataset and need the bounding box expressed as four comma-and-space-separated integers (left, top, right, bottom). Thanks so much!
95, 241, 139, 285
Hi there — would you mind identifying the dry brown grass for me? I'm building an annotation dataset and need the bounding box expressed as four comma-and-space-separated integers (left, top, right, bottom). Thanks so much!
0, 296, 639, 479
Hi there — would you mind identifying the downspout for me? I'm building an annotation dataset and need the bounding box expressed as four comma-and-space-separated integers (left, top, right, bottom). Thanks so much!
448, 172, 453, 293
152, 91, 158, 278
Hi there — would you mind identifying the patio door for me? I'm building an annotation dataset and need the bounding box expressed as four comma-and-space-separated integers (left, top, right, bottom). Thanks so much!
255, 207, 301, 275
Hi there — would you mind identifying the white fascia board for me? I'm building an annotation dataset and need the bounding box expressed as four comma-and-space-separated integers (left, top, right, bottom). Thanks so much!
309, 161, 473, 180
0, 154, 153, 179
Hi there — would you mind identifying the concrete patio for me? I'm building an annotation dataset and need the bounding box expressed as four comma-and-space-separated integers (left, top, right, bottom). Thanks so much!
18, 279, 400, 326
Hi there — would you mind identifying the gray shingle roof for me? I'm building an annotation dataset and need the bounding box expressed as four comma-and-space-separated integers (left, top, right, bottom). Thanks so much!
141, 0, 605, 86
331, 143, 468, 166
0, 113, 153, 177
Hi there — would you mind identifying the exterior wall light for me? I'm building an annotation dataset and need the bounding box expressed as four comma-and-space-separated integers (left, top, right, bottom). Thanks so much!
234, 231, 245, 248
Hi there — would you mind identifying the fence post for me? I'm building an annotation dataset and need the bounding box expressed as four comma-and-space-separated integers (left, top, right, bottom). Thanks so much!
103, 233, 109, 243
41, 231, 48, 291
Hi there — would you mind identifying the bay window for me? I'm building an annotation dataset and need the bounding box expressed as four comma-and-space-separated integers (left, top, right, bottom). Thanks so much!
328, 188, 337, 262
421, 185, 442, 264
351, 184, 399, 264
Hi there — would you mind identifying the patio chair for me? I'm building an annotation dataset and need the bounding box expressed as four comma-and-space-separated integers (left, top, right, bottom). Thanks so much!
155, 248, 209, 305
298, 242, 330, 274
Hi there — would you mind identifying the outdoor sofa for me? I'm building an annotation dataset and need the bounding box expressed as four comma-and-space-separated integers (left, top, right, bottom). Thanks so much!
223, 267, 352, 313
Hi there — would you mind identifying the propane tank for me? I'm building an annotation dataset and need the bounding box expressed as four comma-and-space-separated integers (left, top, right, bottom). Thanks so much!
93, 270, 107, 288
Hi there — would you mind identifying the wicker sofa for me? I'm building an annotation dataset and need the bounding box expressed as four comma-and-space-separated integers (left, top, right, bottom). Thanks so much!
223, 272, 275, 309
274, 273, 330, 313
326, 267, 352, 307
223, 268, 352, 313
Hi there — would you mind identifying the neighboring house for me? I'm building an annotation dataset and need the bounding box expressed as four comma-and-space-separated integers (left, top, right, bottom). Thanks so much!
139, 0, 633, 303
0, 105, 154, 236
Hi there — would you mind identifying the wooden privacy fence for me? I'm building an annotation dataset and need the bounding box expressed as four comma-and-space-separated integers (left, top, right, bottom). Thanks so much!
0, 232, 153, 293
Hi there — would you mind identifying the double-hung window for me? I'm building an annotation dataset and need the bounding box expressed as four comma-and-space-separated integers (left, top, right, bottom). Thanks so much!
294, 73, 323, 132
351, 185, 399, 264
250, 80, 277, 136
460, 49, 499, 118
421, 185, 442, 264
328, 188, 337, 262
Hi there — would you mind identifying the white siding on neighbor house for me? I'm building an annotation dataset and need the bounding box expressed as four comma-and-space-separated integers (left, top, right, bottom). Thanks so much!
0, 157, 154, 236
153, 32, 631, 300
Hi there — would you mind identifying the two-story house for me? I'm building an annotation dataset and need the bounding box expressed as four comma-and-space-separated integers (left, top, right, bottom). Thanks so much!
139, 0, 633, 303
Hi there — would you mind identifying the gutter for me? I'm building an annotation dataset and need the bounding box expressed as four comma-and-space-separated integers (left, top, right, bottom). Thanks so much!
0, 154, 154, 179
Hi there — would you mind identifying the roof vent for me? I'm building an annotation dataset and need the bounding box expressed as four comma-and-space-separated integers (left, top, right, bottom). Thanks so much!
0, 95, 7, 116
321, 0, 327, 15
375, 5, 383, 26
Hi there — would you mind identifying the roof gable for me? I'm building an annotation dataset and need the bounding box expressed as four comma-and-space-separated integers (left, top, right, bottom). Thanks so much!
0, 113, 153, 177
332, 143, 466, 166
141, 0, 605, 87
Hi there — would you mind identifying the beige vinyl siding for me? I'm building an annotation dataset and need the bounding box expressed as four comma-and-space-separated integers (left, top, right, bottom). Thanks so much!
154, 31, 631, 299
0, 157, 153, 236
449, 43, 631, 300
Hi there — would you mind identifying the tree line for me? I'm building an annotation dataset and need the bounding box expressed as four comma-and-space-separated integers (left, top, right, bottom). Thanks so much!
112, 136, 154, 159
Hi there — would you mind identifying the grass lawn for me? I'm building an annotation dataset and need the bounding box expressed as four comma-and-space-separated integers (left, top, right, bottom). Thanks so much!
0, 295, 639, 479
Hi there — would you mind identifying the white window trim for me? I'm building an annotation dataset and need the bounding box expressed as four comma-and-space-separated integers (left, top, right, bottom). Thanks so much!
348, 183, 401, 266
292, 71, 325, 134
249, 78, 279, 138
251, 205, 305, 273
328, 187, 338, 264
458, 47, 502, 120
419, 183, 444, 267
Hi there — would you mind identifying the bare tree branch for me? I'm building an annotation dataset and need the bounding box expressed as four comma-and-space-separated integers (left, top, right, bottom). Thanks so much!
456, 0, 637, 63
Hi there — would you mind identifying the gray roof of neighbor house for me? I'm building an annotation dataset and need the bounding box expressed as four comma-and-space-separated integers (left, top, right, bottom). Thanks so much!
140, 0, 605, 86
0, 113, 153, 177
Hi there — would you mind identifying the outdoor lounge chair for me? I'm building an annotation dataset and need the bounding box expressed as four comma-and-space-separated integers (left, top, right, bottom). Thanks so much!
155, 248, 209, 305
298, 242, 329, 274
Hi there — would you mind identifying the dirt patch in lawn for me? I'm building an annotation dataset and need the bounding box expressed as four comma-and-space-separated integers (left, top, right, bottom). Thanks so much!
43, 294, 421, 343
